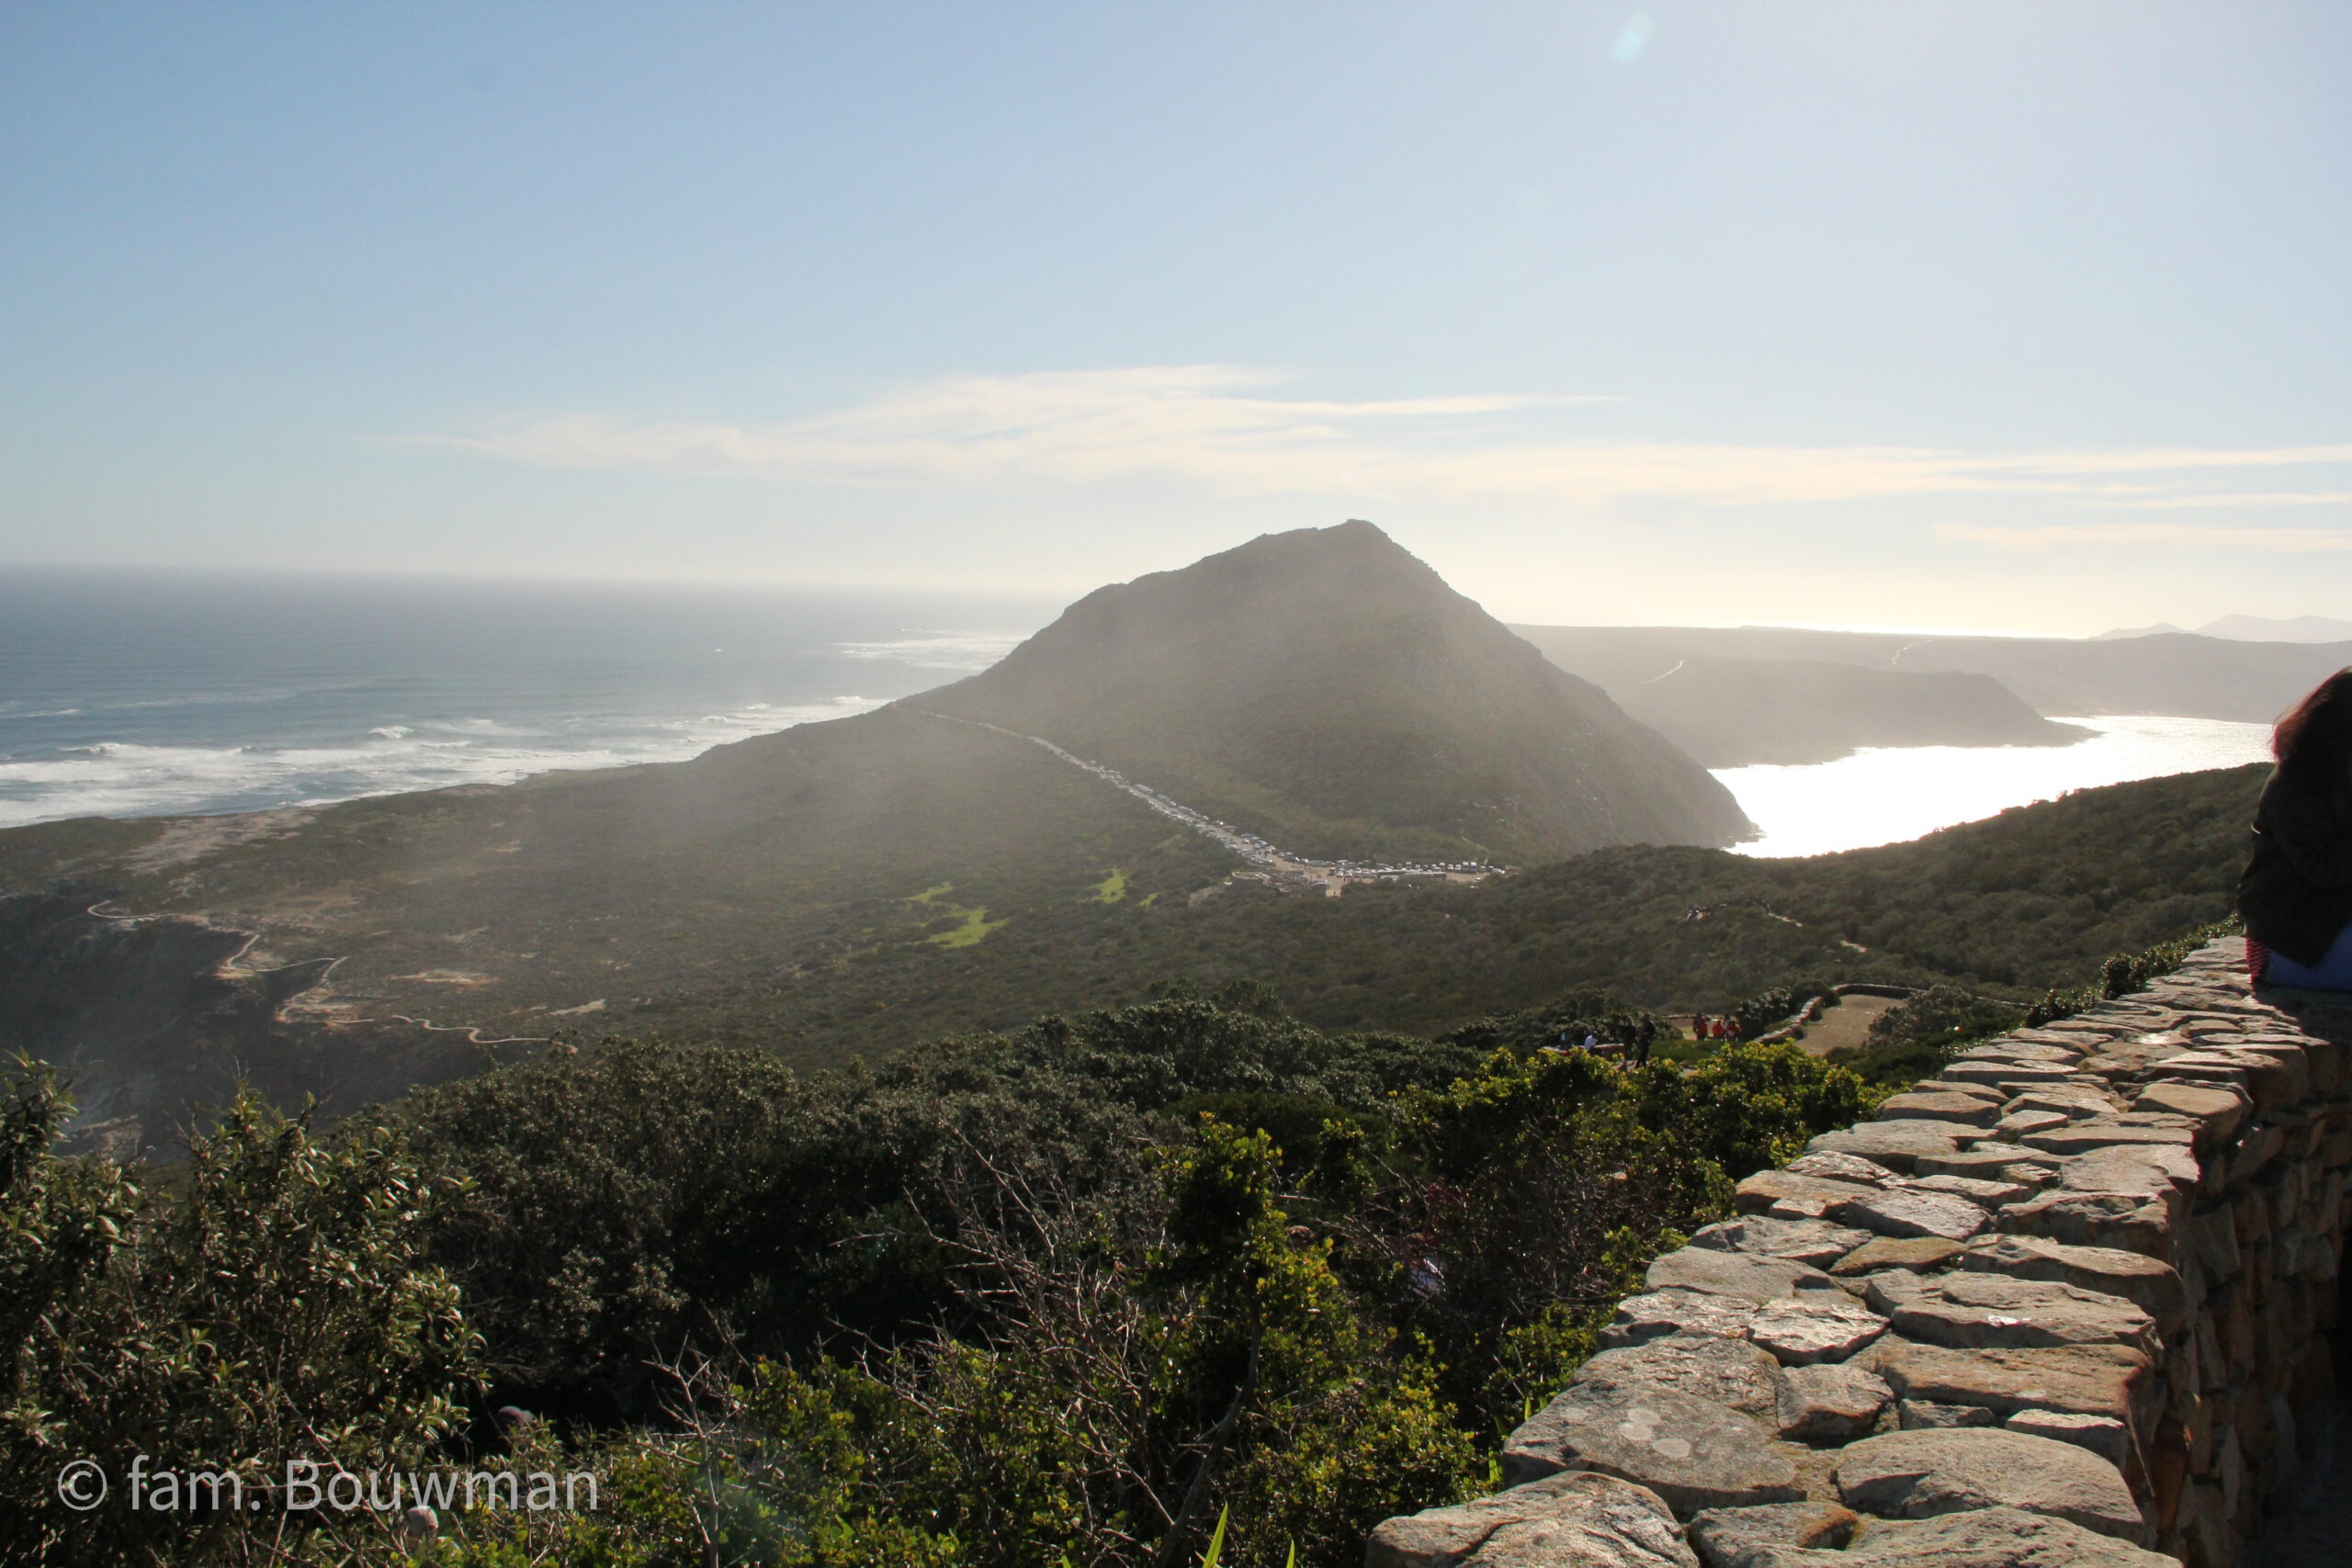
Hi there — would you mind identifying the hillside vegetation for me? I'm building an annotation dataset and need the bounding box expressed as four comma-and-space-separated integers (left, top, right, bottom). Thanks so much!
0, 994, 1871, 1566
1610, 657, 2087, 766
0, 760, 2264, 1153
2, 909, 2229, 1568
1146, 759, 2260, 1030
627, 758, 2260, 1049
919, 521, 1753, 860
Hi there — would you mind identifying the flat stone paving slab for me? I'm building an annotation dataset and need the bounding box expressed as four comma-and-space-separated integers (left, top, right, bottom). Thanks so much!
1898, 1399, 1999, 1429
2053, 1145, 2200, 1198
1688, 1215, 1873, 1269
1736, 1169, 1883, 1220
1806, 1122, 1965, 1172
2007, 1084, 2122, 1113
1775, 1362, 1892, 1442
1605, 1289, 1758, 1348
1646, 1247, 1840, 1303
2021, 1121, 2197, 1156
1917, 1077, 2007, 1100
1866, 1336, 2150, 1424
1832, 1427, 2143, 1538
1998, 1110, 2074, 1138
2129, 1080, 2248, 1145
1954, 1234, 2187, 1337
1684, 1501, 1856, 1568
1747, 1294, 1889, 1366
1998, 1190, 2172, 1258
1717, 1506, 2178, 1568
1940, 1061, 2084, 1086
1784, 1151, 1899, 1186
1874, 1272, 2156, 1354
2004, 1408, 2132, 1466
1904, 1172, 2032, 1204
1577, 1333, 1786, 1418
1829, 1188, 1992, 1241
1367, 1470, 1699, 1568
1955, 1042, 2083, 1063
1875, 1092, 2001, 1126
1502, 1379, 1805, 1513
1911, 1147, 2060, 1186
2153, 1051, 2290, 1108
2215, 1043, 2313, 1100
1828, 1236, 1963, 1277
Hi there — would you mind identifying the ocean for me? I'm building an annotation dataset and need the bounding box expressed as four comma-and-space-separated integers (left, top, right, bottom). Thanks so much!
0, 570, 2277, 852
0, 569, 1060, 830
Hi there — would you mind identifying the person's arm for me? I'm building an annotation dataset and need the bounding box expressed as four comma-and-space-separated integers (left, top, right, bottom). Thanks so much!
2265, 777, 2352, 886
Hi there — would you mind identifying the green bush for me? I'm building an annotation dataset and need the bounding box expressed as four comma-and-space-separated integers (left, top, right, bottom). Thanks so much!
2, 1065, 478, 1568
5, 907, 2245, 1568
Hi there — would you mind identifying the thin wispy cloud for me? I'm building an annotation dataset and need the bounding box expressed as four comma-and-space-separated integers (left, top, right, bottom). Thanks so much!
1938, 521, 2352, 553
412, 366, 2352, 520
2093, 491, 2352, 511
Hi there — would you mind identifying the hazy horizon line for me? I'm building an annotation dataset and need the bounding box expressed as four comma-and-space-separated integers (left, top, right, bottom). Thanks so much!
6, 557, 2339, 647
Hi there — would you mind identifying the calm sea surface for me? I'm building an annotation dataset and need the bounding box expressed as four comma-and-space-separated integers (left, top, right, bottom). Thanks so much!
1717, 715, 2275, 859
0, 569, 1058, 829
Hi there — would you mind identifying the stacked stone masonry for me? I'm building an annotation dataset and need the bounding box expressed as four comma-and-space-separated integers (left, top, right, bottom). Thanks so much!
1367, 938, 2351, 1568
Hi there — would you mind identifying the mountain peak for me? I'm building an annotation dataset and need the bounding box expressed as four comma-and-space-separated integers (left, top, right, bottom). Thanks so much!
913, 524, 1752, 861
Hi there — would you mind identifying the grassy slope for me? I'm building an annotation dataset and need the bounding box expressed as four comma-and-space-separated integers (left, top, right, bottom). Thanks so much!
0, 708, 1237, 1071
741, 761, 2262, 1041
0, 695, 2265, 1141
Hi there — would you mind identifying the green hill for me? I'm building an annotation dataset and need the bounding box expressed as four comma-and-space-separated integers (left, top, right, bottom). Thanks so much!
1610, 656, 2086, 766
917, 521, 1754, 860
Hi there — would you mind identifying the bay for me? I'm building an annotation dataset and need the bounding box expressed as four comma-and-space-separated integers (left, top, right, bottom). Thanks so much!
1717, 715, 2274, 858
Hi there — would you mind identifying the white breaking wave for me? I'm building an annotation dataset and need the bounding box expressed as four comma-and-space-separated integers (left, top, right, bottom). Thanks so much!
835, 630, 1027, 671
0, 696, 883, 830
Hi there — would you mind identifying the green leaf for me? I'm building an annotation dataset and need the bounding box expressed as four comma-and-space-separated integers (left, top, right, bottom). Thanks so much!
1198, 1505, 1229, 1568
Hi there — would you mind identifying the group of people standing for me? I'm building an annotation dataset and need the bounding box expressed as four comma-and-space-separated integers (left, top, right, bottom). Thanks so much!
1550, 1015, 1663, 1065
1544, 1011, 1754, 1067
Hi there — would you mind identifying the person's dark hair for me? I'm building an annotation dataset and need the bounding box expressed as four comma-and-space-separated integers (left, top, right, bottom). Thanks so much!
2273, 669, 2352, 777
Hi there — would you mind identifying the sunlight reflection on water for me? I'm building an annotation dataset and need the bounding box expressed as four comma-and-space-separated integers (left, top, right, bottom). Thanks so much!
1717, 715, 2275, 859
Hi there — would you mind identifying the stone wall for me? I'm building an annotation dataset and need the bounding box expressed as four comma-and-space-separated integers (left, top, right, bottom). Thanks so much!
1365, 937, 2351, 1568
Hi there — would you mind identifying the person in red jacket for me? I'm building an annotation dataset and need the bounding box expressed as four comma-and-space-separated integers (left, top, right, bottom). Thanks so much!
2238, 669, 2352, 987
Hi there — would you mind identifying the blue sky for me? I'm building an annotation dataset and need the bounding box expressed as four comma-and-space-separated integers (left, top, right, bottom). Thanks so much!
4, 2, 2349, 632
